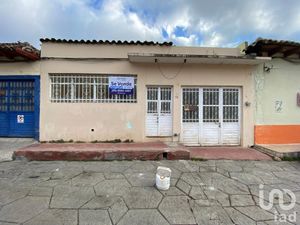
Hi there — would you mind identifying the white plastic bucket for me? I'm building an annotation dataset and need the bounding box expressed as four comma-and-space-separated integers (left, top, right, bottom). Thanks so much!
156, 166, 171, 191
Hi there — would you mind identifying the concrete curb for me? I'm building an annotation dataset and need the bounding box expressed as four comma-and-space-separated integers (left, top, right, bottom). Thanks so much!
13, 149, 190, 161
254, 145, 300, 159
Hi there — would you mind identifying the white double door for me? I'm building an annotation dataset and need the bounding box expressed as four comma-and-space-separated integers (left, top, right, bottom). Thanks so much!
182, 87, 241, 146
146, 87, 172, 137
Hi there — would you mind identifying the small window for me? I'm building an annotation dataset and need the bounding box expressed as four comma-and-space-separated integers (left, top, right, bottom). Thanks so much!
50, 74, 137, 103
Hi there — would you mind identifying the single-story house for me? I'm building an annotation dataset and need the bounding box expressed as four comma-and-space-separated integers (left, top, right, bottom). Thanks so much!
246, 38, 300, 145
0, 38, 272, 147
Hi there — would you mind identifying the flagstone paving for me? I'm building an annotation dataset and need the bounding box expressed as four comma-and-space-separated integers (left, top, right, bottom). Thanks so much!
0, 160, 299, 225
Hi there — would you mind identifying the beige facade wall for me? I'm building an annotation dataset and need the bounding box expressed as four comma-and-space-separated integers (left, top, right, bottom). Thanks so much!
40, 43, 255, 147
41, 43, 242, 59
0, 62, 40, 75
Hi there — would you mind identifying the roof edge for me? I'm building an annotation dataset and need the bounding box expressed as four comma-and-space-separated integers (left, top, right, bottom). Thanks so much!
0, 42, 40, 61
245, 38, 300, 58
40, 38, 173, 46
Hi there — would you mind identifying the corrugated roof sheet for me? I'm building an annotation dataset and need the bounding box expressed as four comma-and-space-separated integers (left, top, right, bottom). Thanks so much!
0, 42, 40, 61
40, 38, 173, 46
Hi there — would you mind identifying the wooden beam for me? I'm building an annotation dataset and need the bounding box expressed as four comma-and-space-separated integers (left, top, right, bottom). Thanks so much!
267, 46, 282, 56
0, 49, 15, 59
283, 47, 300, 57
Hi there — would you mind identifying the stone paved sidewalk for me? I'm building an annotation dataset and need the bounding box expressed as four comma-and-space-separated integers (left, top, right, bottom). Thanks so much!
0, 160, 299, 225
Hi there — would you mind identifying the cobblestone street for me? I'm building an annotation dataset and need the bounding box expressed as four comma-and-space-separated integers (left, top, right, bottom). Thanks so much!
0, 160, 299, 225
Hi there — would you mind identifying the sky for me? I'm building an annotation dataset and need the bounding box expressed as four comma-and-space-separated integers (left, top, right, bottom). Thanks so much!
1, 0, 300, 48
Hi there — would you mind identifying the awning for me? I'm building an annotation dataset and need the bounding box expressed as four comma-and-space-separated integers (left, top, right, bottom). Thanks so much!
128, 53, 270, 65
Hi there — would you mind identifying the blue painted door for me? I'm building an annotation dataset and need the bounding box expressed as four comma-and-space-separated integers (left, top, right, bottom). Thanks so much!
0, 80, 35, 137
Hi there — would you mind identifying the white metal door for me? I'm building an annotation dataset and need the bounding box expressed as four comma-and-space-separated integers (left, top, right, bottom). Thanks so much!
182, 88, 200, 145
202, 88, 220, 145
146, 87, 172, 136
181, 87, 240, 146
221, 88, 240, 145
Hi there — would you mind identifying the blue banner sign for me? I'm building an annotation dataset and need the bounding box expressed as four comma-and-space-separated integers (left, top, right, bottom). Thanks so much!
109, 77, 134, 95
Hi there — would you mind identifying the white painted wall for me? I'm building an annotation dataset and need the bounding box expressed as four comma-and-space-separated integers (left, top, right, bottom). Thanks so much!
254, 58, 300, 125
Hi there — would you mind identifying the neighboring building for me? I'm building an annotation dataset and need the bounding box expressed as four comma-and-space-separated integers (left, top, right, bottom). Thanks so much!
246, 38, 300, 144
0, 42, 40, 139
36, 38, 268, 147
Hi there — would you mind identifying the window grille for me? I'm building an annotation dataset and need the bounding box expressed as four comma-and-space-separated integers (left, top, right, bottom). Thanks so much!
147, 87, 158, 113
147, 87, 172, 114
182, 88, 199, 122
182, 87, 240, 124
203, 88, 219, 122
223, 88, 239, 122
0, 80, 34, 112
160, 87, 172, 114
49, 74, 137, 103
0, 81, 8, 111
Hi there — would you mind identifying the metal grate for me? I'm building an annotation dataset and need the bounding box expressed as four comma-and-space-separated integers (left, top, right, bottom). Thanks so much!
0, 80, 34, 112
147, 87, 172, 114
147, 87, 158, 113
182, 88, 199, 122
50, 74, 137, 103
0, 81, 8, 111
160, 87, 172, 114
203, 88, 219, 122
223, 88, 239, 122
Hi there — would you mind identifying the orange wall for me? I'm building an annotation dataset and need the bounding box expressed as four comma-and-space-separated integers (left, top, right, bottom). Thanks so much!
255, 125, 300, 144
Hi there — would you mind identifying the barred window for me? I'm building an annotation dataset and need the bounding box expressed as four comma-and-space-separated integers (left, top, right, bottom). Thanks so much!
50, 74, 137, 103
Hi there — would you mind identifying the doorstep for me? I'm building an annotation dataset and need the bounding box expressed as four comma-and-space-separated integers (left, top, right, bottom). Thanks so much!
13, 142, 272, 161
189, 146, 272, 160
255, 144, 300, 159
13, 142, 190, 161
